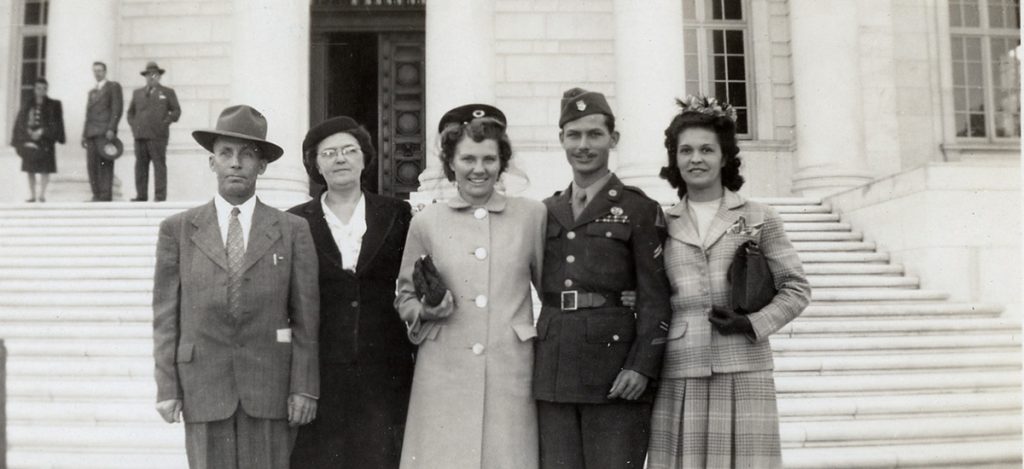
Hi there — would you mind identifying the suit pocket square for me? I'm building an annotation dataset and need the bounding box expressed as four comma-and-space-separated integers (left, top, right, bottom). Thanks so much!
276, 328, 292, 343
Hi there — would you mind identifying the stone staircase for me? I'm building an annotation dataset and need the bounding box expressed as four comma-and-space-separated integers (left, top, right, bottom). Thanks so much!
0, 199, 1019, 468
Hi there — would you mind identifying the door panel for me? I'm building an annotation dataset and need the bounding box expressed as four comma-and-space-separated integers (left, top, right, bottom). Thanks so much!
377, 32, 425, 199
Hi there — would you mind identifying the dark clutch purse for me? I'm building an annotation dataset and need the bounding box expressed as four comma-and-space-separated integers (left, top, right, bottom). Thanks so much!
413, 255, 448, 307
727, 240, 777, 314
15, 143, 43, 161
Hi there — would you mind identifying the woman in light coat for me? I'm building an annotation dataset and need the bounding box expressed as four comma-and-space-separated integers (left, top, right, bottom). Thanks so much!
395, 104, 544, 469
647, 97, 811, 468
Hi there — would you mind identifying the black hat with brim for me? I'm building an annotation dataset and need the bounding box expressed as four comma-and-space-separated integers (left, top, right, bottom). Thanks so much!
99, 136, 124, 161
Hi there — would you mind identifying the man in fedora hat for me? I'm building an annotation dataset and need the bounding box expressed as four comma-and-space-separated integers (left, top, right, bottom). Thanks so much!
82, 61, 123, 201
152, 104, 320, 468
127, 60, 180, 201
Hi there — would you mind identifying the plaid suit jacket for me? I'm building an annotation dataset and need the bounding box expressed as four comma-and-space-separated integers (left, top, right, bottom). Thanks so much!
152, 199, 320, 423
660, 190, 810, 379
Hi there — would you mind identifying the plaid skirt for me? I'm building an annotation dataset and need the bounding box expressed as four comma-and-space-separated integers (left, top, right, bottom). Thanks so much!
648, 371, 782, 469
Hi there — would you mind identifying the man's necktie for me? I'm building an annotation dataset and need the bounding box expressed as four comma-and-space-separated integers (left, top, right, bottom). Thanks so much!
226, 207, 244, 316
572, 189, 587, 220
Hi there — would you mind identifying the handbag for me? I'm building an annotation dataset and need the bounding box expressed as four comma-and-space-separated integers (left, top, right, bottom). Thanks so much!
15, 143, 43, 162
727, 240, 777, 314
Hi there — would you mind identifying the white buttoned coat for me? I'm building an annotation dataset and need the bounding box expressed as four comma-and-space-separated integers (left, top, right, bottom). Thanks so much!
395, 192, 545, 469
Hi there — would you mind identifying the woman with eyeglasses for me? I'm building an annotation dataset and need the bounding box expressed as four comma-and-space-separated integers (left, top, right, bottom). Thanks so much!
394, 104, 545, 469
288, 116, 416, 468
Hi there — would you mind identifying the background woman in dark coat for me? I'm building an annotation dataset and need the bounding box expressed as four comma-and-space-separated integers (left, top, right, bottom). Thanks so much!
10, 77, 65, 202
288, 116, 416, 468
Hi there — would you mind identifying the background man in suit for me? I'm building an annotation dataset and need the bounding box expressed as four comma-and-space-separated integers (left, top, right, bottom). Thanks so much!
81, 61, 123, 201
127, 61, 180, 201
152, 105, 319, 468
533, 87, 672, 469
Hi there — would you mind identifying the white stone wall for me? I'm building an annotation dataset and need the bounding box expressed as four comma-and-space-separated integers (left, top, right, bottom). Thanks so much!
114, 0, 234, 200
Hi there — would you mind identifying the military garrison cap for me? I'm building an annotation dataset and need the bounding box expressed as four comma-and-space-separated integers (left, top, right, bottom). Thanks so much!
558, 87, 614, 128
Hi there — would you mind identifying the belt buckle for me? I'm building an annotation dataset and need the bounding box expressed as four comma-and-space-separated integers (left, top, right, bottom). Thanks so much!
561, 291, 578, 311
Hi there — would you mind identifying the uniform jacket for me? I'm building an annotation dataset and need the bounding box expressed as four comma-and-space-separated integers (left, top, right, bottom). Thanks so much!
127, 84, 180, 140
83, 80, 123, 138
660, 190, 810, 379
533, 174, 672, 404
11, 97, 65, 152
395, 193, 545, 469
152, 199, 320, 423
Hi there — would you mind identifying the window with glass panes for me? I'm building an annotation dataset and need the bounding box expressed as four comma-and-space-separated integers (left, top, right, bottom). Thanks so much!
949, 0, 1020, 139
682, 0, 752, 137
16, 0, 49, 107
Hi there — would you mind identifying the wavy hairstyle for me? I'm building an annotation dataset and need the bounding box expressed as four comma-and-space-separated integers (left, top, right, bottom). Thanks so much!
438, 117, 513, 182
659, 103, 744, 199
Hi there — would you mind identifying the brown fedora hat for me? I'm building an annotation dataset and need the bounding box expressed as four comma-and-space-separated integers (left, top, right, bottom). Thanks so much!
192, 105, 284, 162
140, 61, 166, 76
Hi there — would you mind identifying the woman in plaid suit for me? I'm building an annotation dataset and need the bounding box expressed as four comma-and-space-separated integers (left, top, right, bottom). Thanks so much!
647, 97, 811, 468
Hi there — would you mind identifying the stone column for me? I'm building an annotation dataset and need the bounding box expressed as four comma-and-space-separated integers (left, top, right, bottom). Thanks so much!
413, 0, 496, 206
612, 0, 685, 205
231, 0, 310, 207
789, 0, 871, 197
44, 0, 119, 201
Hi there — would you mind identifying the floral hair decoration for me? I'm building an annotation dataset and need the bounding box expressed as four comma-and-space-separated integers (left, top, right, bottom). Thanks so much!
677, 95, 738, 123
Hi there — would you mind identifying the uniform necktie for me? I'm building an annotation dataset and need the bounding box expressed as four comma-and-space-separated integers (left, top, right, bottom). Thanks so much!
226, 207, 244, 316
572, 189, 587, 220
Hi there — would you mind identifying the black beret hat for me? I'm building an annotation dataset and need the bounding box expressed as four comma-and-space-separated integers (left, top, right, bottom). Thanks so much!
437, 104, 507, 133
302, 115, 361, 154
559, 87, 614, 128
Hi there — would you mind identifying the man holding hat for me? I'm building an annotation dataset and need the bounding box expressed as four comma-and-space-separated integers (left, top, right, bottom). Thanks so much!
127, 61, 180, 201
533, 87, 672, 468
152, 105, 320, 468
82, 61, 123, 201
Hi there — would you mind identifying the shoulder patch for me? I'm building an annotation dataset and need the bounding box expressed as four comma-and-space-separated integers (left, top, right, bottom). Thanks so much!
623, 185, 652, 199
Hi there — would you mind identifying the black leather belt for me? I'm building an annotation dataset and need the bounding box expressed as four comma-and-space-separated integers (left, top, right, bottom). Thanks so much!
542, 291, 621, 311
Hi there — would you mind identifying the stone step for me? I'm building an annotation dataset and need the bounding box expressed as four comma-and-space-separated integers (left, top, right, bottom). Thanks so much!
792, 241, 876, 252
0, 279, 153, 293
784, 222, 852, 232
803, 302, 1003, 318
4, 339, 152, 357
788, 231, 864, 242
777, 392, 1021, 419
771, 204, 832, 214
782, 439, 1021, 468
8, 423, 182, 450
775, 371, 1020, 395
776, 351, 1021, 373
781, 414, 1021, 447
9, 450, 187, 469
772, 334, 1020, 353
0, 217, 164, 227
0, 208, 184, 219
0, 246, 156, 257
8, 400, 159, 424
0, 292, 151, 307
780, 213, 840, 222
0, 235, 158, 246
749, 197, 824, 206
778, 317, 1020, 336
803, 263, 903, 275
0, 267, 153, 280
0, 323, 151, 339
799, 251, 890, 263
8, 357, 150, 378
0, 306, 151, 322
806, 275, 918, 288
811, 289, 948, 302
9, 379, 156, 400
0, 256, 154, 267
0, 200, 194, 211
0, 226, 158, 237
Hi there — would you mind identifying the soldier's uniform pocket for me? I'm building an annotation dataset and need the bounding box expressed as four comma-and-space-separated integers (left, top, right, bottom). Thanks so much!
582, 315, 635, 386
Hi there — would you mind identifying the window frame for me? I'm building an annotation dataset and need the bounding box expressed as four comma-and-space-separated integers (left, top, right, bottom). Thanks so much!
948, 0, 1020, 141
8, 0, 49, 130
682, 0, 756, 139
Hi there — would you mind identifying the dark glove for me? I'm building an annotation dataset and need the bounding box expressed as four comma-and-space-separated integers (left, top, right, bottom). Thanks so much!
413, 255, 448, 307
709, 307, 754, 336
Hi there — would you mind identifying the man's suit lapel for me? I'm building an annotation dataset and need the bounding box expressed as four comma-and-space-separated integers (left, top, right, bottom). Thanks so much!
189, 201, 229, 272
241, 201, 282, 274
356, 193, 395, 276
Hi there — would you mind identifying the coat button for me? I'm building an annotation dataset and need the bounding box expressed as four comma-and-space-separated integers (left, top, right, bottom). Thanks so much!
566, 255, 575, 263
474, 247, 487, 260
474, 208, 487, 219
605, 231, 613, 238
612, 334, 620, 341
566, 231, 576, 240
608, 189, 618, 197
472, 343, 485, 355
350, 300, 359, 308
475, 295, 488, 308
564, 279, 574, 288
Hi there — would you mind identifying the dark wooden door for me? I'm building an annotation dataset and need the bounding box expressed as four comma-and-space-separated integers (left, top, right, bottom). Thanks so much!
376, 33, 425, 199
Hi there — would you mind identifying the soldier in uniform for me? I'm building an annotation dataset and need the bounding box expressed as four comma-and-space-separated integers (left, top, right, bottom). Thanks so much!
533, 87, 672, 469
